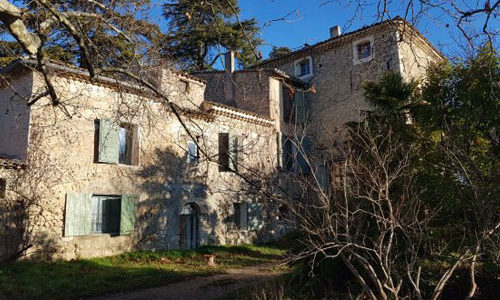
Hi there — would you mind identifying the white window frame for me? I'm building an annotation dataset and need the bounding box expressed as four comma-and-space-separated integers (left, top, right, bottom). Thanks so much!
353, 36, 374, 65
294, 56, 314, 79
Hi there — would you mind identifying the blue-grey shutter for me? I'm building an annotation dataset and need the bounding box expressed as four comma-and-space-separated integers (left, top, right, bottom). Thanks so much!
120, 195, 136, 235
247, 203, 263, 231
64, 193, 92, 236
297, 137, 311, 174
240, 203, 248, 229
316, 162, 330, 191
98, 119, 120, 163
229, 134, 238, 171
294, 92, 306, 124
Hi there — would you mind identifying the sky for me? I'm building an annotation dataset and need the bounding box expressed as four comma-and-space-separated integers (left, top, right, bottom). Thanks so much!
150, 0, 499, 66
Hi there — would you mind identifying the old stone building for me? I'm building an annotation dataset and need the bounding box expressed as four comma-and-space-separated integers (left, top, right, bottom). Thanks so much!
0, 59, 298, 260
0, 17, 443, 260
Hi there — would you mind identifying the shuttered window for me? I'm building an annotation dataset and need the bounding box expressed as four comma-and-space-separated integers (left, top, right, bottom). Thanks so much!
64, 193, 136, 236
315, 162, 330, 191
96, 119, 139, 165
294, 91, 307, 125
219, 133, 238, 172
234, 202, 263, 231
297, 137, 311, 174
247, 203, 263, 231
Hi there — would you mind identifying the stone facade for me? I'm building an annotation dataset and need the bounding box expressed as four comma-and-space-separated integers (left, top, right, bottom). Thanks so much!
0, 62, 283, 260
253, 17, 443, 148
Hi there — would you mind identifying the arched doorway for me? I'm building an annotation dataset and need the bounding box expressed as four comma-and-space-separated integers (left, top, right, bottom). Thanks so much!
180, 203, 200, 249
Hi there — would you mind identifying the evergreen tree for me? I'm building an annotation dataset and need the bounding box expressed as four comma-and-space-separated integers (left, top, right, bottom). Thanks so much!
269, 46, 292, 59
162, 0, 262, 71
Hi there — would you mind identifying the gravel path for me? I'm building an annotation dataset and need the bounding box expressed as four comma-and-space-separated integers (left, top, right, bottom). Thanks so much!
88, 263, 283, 300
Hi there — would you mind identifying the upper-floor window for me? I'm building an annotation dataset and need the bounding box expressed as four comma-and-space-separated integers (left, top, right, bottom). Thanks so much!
357, 41, 372, 59
353, 36, 374, 65
95, 119, 139, 165
218, 133, 238, 172
294, 56, 313, 78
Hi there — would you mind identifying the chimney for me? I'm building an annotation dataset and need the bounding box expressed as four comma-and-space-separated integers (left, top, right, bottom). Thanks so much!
224, 51, 235, 102
330, 25, 341, 38
224, 51, 235, 73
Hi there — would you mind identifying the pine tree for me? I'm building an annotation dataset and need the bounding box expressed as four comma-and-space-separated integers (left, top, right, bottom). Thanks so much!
162, 0, 262, 71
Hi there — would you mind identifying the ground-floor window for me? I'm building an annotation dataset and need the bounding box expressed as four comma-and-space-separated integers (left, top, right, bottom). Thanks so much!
91, 195, 121, 234
64, 193, 136, 237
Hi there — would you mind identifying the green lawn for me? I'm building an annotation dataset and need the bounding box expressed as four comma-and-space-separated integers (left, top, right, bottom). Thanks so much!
0, 244, 286, 300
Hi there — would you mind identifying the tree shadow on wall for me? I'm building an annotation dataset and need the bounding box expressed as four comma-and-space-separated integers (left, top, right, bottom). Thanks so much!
135, 147, 216, 250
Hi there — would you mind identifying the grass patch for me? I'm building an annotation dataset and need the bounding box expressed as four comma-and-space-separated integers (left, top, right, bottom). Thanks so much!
0, 244, 285, 300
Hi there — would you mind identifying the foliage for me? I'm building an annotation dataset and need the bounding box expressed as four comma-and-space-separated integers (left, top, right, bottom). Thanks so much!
269, 46, 292, 59
162, 0, 263, 70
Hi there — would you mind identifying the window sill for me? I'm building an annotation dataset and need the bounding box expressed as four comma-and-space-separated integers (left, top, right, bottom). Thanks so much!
297, 74, 314, 80
353, 56, 373, 65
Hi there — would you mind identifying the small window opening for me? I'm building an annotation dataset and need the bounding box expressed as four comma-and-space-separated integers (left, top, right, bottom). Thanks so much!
357, 41, 372, 60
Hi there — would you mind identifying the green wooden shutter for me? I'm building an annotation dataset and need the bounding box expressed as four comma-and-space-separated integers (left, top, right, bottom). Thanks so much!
240, 203, 248, 230
297, 137, 311, 174
294, 91, 306, 124
120, 195, 136, 235
247, 203, 263, 231
98, 119, 120, 163
218, 133, 229, 171
64, 193, 92, 236
229, 134, 238, 171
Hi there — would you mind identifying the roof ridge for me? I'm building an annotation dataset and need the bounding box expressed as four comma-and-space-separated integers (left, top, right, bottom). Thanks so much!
252, 16, 442, 68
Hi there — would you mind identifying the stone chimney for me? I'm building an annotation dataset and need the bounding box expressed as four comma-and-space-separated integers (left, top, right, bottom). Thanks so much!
224, 51, 235, 73
224, 51, 235, 102
330, 25, 341, 38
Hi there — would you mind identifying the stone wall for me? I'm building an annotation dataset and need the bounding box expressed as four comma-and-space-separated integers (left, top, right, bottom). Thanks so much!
261, 24, 442, 152
0, 68, 281, 260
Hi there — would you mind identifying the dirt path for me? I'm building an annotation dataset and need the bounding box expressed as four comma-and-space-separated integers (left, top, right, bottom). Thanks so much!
89, 263, 283, 300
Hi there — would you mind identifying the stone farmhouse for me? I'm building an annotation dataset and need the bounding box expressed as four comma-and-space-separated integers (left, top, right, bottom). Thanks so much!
0, 17, 443, 260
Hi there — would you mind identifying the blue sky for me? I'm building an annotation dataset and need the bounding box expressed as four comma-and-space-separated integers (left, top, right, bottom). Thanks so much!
150, 0, 499, 64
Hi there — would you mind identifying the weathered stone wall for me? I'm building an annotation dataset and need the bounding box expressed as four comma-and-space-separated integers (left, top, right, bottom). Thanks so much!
263, 25, 442, 151
0, 69, 280, 260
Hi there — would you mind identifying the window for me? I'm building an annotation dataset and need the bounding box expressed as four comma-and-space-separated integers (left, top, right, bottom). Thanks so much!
294, 56, 313, 78
91, 195, 121, 235
187, 140, 199, 164
0, 178, 6, 199
280, 135, 311, 174
234, 202, 263, 231
282, 87, 295, 124
218, 133, 238, 172
357, 41, 372, 59
96, 119, 139, 165
64, 193, 136, 237
353, 37, 374, 65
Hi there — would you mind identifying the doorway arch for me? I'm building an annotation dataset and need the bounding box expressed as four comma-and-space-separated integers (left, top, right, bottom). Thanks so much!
180, 203, 200, 249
